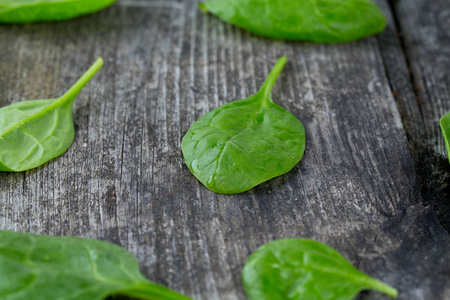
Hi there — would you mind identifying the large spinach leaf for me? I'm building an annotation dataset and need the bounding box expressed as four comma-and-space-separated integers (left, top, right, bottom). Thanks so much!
181, 57, 305, 194
199, 0, 386, 42
0, 58, 103, 172
440, 112, 450, 163
242, 239, 398, 300
0, 0, 116, 23
0, 230, 191, 300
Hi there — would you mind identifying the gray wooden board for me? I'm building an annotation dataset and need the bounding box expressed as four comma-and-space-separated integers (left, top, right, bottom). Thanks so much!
0, 0, 448, 299
385, 0, 450, 231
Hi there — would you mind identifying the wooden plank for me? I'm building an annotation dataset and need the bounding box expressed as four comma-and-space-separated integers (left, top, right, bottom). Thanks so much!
382, 0, 450, 230
376, 0, 450, 294
375, 2, 450, 296
0, 0, 448, 299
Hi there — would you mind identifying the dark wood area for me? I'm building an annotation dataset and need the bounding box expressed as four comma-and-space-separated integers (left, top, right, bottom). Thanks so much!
0, 0, 448, 299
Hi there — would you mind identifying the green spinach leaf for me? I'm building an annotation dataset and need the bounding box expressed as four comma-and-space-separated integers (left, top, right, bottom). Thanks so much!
440, 112, 450, 163
199, 0, 386, 42
242, 238, 398, 300
0, 230, 191, 300
0, 58, 103, 172
181, 57, 305, 194
0, 0, 116, 24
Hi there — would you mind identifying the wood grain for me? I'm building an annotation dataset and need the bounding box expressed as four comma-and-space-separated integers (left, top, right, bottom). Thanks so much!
0, 0, 448, 299
383, 0, 450, 231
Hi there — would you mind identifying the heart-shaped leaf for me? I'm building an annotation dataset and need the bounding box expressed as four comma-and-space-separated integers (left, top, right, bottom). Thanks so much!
0, 0, 117, 24
0, 230, 191, 300
181, 57, 305, 194
199, 0, 386, 43
242, 239, 398, 300
0, 58, 103, 172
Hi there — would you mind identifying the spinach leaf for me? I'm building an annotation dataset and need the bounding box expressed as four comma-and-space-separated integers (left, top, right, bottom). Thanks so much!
0, 58, 103, 172
440, 112, 450, 163
0, 230, 191, 300
181, 57, 305, 194
242, 239, 398, 300
199, 0, 386, 42
0, 0, 116, 24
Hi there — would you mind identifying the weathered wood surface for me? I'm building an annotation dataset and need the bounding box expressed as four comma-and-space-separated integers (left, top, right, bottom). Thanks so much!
0, 0, 448, 299
388, 0, 450, 230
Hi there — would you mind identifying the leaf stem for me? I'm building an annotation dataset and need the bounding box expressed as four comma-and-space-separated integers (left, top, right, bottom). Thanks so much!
365, 277, 398, 298
59, 57, 104, 104
0, 58, 103, 143
119, 281, 192, 300
258, 56, 287, 103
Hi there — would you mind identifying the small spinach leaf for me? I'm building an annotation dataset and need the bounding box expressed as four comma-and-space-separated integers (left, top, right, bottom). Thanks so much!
0, 0, 116, 24
181, 57, 305, 194
440, 112, 450, 163
199, 0, 386, 42
0, 58, 103, 172
0, 230, 192, 300
242, 238, 398, 300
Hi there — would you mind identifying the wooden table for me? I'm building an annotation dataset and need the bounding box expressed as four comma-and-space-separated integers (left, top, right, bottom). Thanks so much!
1, 0, 449, 299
